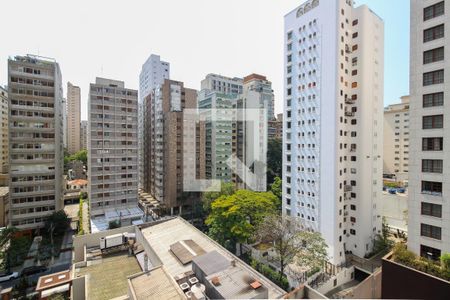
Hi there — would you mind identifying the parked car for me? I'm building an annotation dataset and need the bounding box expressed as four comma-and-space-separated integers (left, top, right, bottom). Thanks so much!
20, 266, 48, 277
0, 271, 19, 282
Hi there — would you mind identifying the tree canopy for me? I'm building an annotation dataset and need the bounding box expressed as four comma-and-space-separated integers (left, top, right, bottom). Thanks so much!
267, 138, 282, 185
64, 149, 87, 165
205, 190, 278, 251
45, 210, 70, 236
201, 182, 235, 215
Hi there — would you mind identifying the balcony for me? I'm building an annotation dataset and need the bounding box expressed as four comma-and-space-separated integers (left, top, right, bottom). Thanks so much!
345, 97, 355, 104
344, 185, 353, 192
345, 111, 355, 117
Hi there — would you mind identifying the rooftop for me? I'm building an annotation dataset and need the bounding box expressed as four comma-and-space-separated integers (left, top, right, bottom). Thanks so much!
128, 266, 185, 300
75, 251, 141, 300
67, 179, 88, 186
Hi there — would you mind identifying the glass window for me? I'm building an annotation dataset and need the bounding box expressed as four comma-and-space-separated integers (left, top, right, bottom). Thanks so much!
423, 69, 444, 86
424, 1, 445, 21
423, 115, 443, 129
424, 24, 444, 42
423, 92, 444, 107
422, 137, 443, 151
423, 47, 444, 64
421, 202, 442, 218
422, 159, 443, 173
421, 223, 441, 240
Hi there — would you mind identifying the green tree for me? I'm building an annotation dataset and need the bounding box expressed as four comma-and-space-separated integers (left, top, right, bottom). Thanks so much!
296, 231, 328, 272
254, 215, 302, 280
0, 227, 18, 271
270, 177, 282, 211
206, 190, 277, 252
267, 138, 282, 185
441, 253, 450, 270
45, 210, 70, 236
201, 182, 235, 216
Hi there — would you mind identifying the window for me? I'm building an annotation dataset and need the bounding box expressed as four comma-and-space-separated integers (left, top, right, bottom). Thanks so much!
422, 159, 443, 173
423, 92, 444, 107
420, 245, 441, 261
287, 31, 293, 40
424, 24, 444, 42
421, 181, 442, 195
421, 223, 441, 240
422, 137, 443, 151
424, 1, 445, 21
421, 202, 442, 218
351, 82, 358, 88
352, 19, 358, 26
424, 47, 444, 64
352, 44, 358, 51
352, 32, 358, 38
350, 229, 356, 235
423, 115, 443, 129
423, 69, 444, 86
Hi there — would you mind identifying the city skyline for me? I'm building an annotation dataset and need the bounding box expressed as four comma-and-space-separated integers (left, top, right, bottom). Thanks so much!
0, 0, 409, 120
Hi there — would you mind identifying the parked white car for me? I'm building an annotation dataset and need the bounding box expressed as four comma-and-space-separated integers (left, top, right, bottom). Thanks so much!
0, 271, 19, 282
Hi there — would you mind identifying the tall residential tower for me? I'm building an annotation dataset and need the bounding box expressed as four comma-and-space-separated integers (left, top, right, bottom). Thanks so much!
283, 0, 384, 264
88, 78, 141, 231
409, 0, 448, 260
67, 82, 81, 154
138, 55, 170, 190
8, 55, 64, 231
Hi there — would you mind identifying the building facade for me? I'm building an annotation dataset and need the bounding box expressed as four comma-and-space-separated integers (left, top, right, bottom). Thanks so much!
283, 0, 384, 264
67, 82, 81, 154
201, 74, 243, 94
88, 78, 141, 230
8, 55, 64, 230
80, 120, 88, 150
143, 79, 199, 215
0, 87, 8, 176
383, 96, 410, 180
138, 54, 170, 190
408, 0, 449, 260
269, 113, 283, 140
198, 90, 235, 182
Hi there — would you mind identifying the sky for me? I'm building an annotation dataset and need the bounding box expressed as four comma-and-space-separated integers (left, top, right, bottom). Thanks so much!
0, 0, 409, 120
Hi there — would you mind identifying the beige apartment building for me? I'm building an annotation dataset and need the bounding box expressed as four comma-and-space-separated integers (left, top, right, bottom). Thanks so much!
383, 96, 410, 181
143, 79, 201, 215
7, 55, 64, 231
88, 78, 141, 231
67, 82, 81, 154
80, 120, 87, 150
0, 87, 8, 184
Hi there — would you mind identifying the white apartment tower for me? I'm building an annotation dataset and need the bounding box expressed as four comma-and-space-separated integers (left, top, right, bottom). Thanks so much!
409, 0, 449, 260
138, 54, 170, 190
383, 96, 410, 180
283, 0, 384, 264
8, 55, 64, 230
67, 82, 81, 154
88, 78, 141, 231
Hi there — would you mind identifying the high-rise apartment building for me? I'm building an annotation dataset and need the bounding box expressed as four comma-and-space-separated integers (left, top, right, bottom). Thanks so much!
198, 90, 235, 182
67, 82, 81, 154
283, 0, 384, 264
0, 87, 8, 175
7, 55, 64, 231
80, 120, 88, 150
201, 74, 243, 95
62, 98, 67, 149
383, 96, 410, 180
269, 113, 283, 140
409, 0, 448, 260
88, 78, 141, 231
138, 54, 170, 190
143, 79, 199, 215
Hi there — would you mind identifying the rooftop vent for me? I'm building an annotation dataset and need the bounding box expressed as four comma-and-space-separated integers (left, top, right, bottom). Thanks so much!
250, 280, 262, 289
211, 276, 221, 286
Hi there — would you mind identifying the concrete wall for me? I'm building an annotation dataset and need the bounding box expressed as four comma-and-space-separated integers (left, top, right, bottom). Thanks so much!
382, 255, 450, 299
316, 266, 355, 295
71, 276, 86, 300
